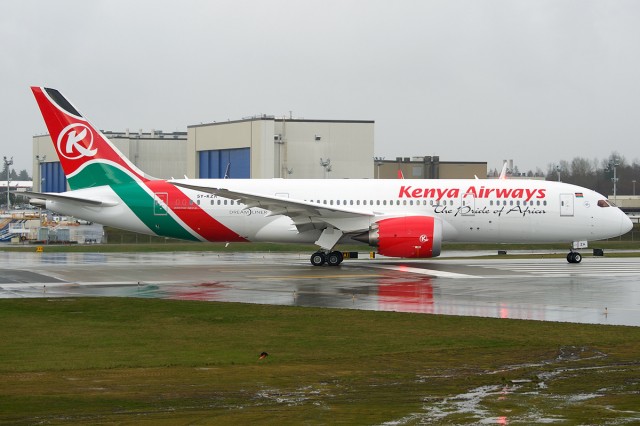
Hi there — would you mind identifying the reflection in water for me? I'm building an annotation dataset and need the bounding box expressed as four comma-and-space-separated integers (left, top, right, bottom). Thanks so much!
169, 282, 226, 301
124, 282, 227, 302
377, 277, 434, 314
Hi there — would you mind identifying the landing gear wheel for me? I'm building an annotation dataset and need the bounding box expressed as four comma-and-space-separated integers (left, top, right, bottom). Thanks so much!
567, 252, 582, 264
327, 251, 343, 266
311, 252, 326, 266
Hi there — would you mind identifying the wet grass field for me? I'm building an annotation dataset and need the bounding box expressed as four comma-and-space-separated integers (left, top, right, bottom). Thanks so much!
1, 298, 639, 424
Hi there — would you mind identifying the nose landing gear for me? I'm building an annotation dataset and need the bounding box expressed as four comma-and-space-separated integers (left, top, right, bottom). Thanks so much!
567, 251, 582, 264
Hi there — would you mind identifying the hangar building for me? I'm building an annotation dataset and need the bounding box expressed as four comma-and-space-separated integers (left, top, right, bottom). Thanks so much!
32, 117, 376, 190
187, 116, 374, 179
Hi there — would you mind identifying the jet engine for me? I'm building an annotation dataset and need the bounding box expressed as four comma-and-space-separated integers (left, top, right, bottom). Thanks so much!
354, 216, 442, 258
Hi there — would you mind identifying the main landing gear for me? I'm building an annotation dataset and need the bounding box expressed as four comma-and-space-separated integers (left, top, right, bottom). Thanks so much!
567, 251, 582, 264
311, 250, 344, 266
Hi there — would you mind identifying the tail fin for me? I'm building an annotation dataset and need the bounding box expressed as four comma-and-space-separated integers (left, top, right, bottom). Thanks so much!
31, 87, 151, 190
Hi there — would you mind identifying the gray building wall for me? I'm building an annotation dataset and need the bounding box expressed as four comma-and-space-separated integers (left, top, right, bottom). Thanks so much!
32, 131, 187, 192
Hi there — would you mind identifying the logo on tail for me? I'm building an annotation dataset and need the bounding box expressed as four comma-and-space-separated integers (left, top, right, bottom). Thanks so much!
57, 123, 97, 160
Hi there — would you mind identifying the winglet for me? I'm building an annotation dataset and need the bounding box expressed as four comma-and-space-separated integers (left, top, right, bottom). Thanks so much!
499, 162, 508, 180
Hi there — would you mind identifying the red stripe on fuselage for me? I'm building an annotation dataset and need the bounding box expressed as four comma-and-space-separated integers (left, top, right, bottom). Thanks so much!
145, 180, 247, 242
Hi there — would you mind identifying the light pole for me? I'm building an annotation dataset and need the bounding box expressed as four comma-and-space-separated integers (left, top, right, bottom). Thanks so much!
611, 160, 620, 205
36, 155, 47, 227
3, 156, 13, 211
633, 180, 636, 196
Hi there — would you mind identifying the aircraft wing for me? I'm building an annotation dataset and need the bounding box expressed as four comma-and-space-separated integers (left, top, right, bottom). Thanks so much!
14, 191, 120, 207
171, 181, 375, 233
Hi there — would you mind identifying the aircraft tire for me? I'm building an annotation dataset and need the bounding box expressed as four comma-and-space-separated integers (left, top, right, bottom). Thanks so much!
311, 252, 326, 266
567, 252, 582, 264
327, 251, 342, 266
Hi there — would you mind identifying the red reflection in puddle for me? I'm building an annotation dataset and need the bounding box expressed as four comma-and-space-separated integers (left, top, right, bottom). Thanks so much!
172, 282, 228, 301
378, 278, 434, 313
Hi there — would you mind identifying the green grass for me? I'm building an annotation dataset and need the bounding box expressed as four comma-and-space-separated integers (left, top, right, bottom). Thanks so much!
1, 298, 639, 424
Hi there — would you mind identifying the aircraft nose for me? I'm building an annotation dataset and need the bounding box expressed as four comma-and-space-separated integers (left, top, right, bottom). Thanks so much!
621, 213, 633, 235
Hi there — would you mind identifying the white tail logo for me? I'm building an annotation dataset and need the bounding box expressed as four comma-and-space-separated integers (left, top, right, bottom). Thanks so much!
57, 123, 97, 160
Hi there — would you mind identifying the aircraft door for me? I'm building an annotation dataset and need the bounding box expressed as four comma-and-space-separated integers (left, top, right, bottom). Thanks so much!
154, 193, 169, 216
560, 193, 574, 217
461, 194, 475, 216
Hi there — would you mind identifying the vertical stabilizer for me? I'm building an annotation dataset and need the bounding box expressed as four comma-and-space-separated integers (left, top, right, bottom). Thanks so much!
31, 87, 151, 190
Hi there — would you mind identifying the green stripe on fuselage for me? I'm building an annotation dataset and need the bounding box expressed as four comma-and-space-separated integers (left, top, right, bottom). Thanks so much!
68, 163, 199, 241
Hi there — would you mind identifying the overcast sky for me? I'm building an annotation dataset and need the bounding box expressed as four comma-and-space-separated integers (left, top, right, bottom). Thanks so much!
2, 0, 639, 174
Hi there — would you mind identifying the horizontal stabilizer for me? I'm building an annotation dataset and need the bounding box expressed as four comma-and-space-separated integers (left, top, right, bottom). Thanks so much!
14, 191, 120, 207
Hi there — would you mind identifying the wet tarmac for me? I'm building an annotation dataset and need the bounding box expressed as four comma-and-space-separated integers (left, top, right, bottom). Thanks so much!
1, 251, 639, 326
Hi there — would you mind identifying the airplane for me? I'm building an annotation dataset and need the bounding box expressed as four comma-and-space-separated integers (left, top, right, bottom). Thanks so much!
25, 87, 633, 266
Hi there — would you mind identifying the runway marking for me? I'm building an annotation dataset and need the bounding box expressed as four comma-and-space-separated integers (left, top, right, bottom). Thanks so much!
370, 265, 478, 278
472, 259, 640, 277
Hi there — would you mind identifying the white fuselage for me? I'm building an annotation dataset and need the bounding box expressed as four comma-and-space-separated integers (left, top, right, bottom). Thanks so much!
46, 178, 632, 246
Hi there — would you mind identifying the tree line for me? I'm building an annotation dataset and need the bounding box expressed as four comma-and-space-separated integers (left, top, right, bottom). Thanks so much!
543, 152, 639, 197
488, 152, 638, 196
1, 166, 31, 182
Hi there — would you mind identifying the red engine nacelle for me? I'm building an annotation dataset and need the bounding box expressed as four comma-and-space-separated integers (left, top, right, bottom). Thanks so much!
355, 216, 442, 258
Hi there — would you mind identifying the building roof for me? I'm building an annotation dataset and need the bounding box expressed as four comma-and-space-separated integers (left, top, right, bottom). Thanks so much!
188, 116, 374, 129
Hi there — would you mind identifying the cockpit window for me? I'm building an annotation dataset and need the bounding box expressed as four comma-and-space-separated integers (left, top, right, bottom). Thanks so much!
597, 200, 610, 208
